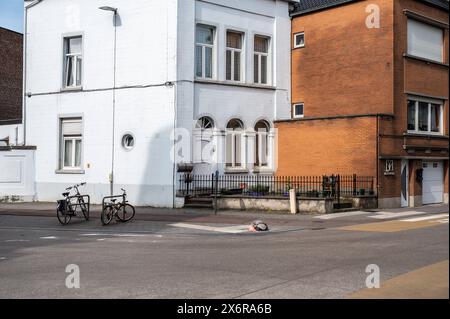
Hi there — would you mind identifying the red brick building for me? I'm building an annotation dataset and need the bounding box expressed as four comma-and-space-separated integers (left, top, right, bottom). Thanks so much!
276, 0, 449, 208
0, 27, 23, 125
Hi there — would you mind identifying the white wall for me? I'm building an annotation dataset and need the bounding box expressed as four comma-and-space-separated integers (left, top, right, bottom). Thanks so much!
0, 123, 23, 146
0, 149, 35, 202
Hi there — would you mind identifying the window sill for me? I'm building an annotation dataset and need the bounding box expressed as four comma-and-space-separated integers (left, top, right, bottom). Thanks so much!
384, 172, 395, 176
195, 79, 276, 90
252, 167, 274, 174
61, 86, 83, 92
224, 168, 249, 174
405, 131, 447, 138
403, 53, 449, 67
55, 169, 85, 175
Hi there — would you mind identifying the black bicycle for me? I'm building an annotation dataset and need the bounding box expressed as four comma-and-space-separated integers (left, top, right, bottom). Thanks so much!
56, 183, 90, 225
101, 188, 135, 225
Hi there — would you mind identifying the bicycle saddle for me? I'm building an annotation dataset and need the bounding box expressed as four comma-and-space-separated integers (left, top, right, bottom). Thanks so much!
62, 192, 70, 197
110, 199, 117, 203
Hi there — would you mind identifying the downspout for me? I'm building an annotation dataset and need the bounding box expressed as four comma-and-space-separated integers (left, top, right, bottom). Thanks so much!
23, 0, 43, 146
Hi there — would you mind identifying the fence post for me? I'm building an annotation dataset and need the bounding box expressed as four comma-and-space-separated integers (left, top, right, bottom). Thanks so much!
353, 174, 357, 196
214, 170, 219, 215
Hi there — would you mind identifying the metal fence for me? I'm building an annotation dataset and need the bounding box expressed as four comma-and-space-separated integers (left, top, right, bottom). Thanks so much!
178, 174, 375, 198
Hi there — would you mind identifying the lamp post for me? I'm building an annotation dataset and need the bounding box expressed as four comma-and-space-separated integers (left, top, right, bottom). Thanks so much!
99, 6, 118, 196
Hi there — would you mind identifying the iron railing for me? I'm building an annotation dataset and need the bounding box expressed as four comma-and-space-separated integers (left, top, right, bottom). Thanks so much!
178, 174, 375, 198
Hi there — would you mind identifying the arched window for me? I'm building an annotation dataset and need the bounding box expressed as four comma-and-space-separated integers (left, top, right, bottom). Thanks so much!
194, 117, 214, 163
254, 120, 270, 167
226, 119, 244, 168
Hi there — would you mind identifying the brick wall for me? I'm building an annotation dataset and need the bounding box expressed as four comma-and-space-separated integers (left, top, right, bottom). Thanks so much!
0, 27, 23, 123
275, 116, 378, 178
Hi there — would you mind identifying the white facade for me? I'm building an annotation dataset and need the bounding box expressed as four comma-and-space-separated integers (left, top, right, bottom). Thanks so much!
24, 0, 293, 206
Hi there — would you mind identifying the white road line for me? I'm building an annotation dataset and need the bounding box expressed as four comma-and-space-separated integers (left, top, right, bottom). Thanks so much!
40, 236, 58, 239
369, 211, 439, 220
4, 239, 30, 242
400, 214, 449, 222
170, 223, 249, 234
314, 211, 371, 220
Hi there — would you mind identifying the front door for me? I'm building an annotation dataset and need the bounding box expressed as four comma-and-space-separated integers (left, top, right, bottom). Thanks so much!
401, 160, 409, 207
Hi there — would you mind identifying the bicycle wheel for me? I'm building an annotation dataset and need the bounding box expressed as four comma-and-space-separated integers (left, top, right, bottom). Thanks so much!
56, 204, 71, 225
79, 198, 89, 221
101, 205, 115, 226
116, 204, 136, 222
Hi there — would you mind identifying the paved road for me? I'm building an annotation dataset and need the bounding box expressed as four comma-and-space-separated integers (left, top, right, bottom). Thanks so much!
0, 204, 448, 298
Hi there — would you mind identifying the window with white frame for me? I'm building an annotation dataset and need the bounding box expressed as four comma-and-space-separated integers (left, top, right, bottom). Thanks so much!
292, 103, 304, 119
385, 160, 394, 174
294, 32, 305, 49
63, 36, 83, 88
226, 31, 243, 82
226, 119, 244, 168
60, 118, 83, 169
407, 19, 444, 62
254, 36, 269, 84
195, 25, 214, 79
254, 120, 270, 168
194, 117, 214, 163
407, 98, 443, 134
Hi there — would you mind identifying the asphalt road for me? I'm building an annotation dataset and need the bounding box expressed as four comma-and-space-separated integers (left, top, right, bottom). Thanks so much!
0, 205, 448, 299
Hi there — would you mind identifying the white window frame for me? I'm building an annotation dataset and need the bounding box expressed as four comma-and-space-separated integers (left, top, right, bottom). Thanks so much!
407, 97, 444, 135
292, 103, 304, 119
254, 35, 270, 85
195, 24, 215, 79
59, 118, 83, 170
254, 121, 270, 168
385, 160, 394, 173
293, 32, 305, 49
226, 31, 244, 82
63, 36, 83, 89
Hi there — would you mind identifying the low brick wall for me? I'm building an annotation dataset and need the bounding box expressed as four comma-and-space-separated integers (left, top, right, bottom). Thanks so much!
351, 196, 377, 210
216, 196, 334, 214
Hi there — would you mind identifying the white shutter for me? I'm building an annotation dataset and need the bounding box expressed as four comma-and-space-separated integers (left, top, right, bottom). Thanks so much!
407, 19, 443, 62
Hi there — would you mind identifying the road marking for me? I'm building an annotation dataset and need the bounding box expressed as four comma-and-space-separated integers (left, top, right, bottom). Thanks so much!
40, 236, 58, 240
348, 260, 449, 299
4, 239, 30, 242
400, 214, 449, 222
432, 218, 448, 224
170, 223, 249, 234
369, 211, 443, 220
314, 211, 371, 220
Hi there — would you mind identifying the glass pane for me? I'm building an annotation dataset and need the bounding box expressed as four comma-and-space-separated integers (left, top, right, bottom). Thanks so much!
227, 32, 241, 49
254, 36, 268, 53
205, 47, 212, 78
295, 104, 304, 116
66, 56, 74, 87
76, 57, 82, 86
234, 51, 240, 81
407, 100, 416, 130
68, 37, 82, 54
235, 134, 241, 166
254, 54, 259, 83
261, 55, 267, 84
296, 33, 304, 47
195, 45, 202, 77
64, 140, 73, 167
260, 133, 268, 166
431, 104, 440, 132
196, 25, 213, 45
225, 134, 232, 167
226, 50, 232, 80
75, 139, 82, 167
418, 102, 429, 131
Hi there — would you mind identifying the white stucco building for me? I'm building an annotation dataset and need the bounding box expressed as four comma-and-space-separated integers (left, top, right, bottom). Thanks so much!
23, 0, 293, 207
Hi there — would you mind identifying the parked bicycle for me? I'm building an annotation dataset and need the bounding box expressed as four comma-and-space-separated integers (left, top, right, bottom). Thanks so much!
101, 188, 135, 225
56, 183, 90, 225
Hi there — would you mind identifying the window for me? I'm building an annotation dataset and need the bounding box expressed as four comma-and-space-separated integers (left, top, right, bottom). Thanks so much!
63, 36, 82, 88
407, 98, 443, 134
122, 134, 135, 150
226, 119, 244, 168
292, 103, 304, 119
254, 121, 270, 167
254, 36, 269, 84
407, 19, 443, 62
294, 32, 305, 49
226, 31, 243, 82
60, 118, 82, 169
194, 117, 214, 163
195, 25, 214, 79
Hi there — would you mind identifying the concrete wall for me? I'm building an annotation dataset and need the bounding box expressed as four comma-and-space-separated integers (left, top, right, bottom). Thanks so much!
0, 149, 35, 202
0, 123, 23, 146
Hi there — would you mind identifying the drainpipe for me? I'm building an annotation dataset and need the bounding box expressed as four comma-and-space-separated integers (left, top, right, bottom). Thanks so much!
23, 0, 43, 146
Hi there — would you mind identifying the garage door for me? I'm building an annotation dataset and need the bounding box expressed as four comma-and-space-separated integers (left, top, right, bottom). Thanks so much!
422, 161, 443, 205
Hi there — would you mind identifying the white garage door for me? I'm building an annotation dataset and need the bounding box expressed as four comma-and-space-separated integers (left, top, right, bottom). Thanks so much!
422, 161, 443, 205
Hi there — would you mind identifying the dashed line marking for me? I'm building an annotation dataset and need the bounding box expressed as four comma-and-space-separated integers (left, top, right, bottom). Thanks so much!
400, 214, 449, 222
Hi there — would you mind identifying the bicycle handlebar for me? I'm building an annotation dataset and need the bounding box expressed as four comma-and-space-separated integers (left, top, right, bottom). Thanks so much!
65, 183, 86, 191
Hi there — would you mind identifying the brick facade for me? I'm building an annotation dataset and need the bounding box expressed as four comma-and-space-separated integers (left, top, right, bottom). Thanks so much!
0, 27, 23, 124
276, 0, 449, 208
